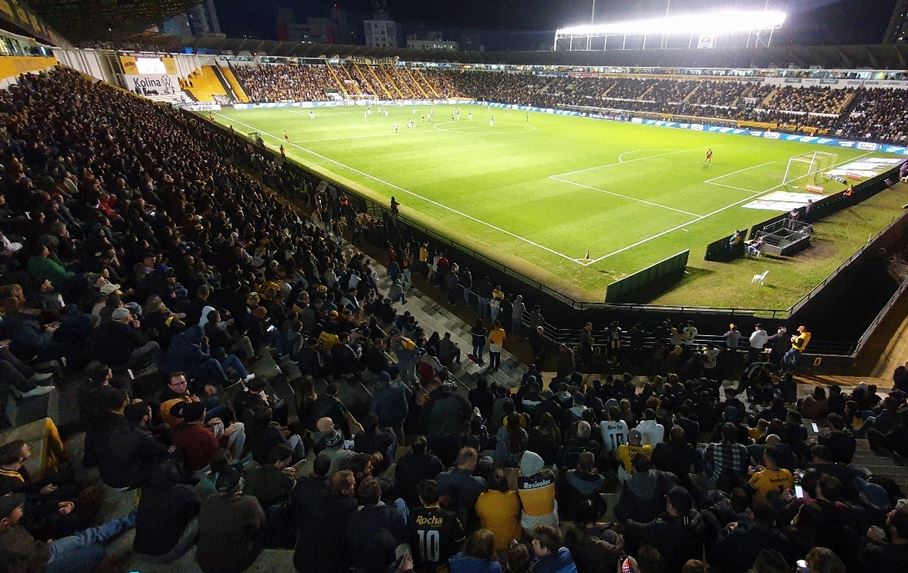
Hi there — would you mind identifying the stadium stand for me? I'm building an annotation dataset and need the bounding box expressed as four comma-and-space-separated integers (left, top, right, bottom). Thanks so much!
0, 63, 906, 573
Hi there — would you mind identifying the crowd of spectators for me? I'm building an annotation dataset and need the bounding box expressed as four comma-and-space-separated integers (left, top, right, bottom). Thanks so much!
834, 87, 908, 145
232, 63, 335, 102
0, 65, 907, 573
233, 63, 457, 103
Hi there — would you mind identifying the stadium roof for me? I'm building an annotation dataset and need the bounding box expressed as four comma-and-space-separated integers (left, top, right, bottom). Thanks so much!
28, 0, 202, 43
127, 34, 908, 70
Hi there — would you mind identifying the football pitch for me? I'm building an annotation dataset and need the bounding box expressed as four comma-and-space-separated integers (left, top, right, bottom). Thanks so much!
211, 104, 903, 309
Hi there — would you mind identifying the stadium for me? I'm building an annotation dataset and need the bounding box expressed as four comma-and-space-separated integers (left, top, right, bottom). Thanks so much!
0, 0, 907, 572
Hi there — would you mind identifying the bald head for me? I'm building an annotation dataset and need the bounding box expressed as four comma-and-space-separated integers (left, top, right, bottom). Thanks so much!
316, 417, 335, 432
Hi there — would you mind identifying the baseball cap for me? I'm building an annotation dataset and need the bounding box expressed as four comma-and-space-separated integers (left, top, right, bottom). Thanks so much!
0, 493, 25, 518
100, 283, 122, 296
111, 307, 130, 321
667, 486, 693, 514
628, 429, 642, 443
855, 478, 890, 510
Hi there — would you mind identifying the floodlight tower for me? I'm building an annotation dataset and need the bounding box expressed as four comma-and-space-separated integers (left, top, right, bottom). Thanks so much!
587, 0, 596, 50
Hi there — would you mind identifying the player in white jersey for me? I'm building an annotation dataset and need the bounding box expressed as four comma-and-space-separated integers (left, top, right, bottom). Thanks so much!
407, 119, 415, 129
384, 109, 389, 117
393, 123, 399, 133
309, 110, 315, 119
489, 115, 495, 127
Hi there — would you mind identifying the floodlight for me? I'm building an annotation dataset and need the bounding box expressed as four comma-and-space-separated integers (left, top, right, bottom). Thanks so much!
556, 9, 786, 37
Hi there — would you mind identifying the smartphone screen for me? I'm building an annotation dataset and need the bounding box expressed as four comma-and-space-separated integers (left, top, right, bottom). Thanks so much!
795, 485, 804, 498
621, 558, 633, 573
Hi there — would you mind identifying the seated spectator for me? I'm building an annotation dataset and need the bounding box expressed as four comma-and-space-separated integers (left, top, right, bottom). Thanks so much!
196, 467, 265, 573
530, 524, 578, 573
559, 452, 605, 521
858, 506, 908, 573
701, 423, 749, 491
0, 493, 136, 573
244, 443, 296, 509
747, 447, 794, 507
616, 454, 676, 524
90, 304, 160, 372
517, 451, 557, 530
616, 429, 653, 482
449, 529, 503, 573
651, 426, 698, 488
170, 402, 245, 473
800, 445, 863, 500
84, 388, 171, 489
868, 408, 908, 459
818, 414, 856, 464
133, 461, 201, 563
714, 502, 791, 573
475, 469, 522, 552
625, 487, 706, 573
636, 409, 665, 446
798, 386, 829, 419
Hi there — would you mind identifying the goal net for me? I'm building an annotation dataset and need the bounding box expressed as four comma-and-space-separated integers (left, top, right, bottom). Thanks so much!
782, 151, 838, 190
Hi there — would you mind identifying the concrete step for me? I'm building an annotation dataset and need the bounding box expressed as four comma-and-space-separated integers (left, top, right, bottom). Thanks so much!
126, 547, 295, 572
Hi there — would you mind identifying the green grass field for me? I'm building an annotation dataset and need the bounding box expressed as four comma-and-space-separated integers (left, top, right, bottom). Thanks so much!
211, 104, 903, 309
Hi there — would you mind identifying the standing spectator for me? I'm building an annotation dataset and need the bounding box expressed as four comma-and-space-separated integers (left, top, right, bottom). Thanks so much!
422, 378, 472, 466
818, 414, 856, 464
511, 295, 526, 337
346, 477, 406, 573
488, 321, 506, 371
370, 372, 411, 440
294, 469, 358, 572
410, 479, 465, 571
437, 448, 488, 530
395, 436, 444, 507
783, 325, 811, 372
195, 467, 265, 573
471, 320, 488, 366
748, 324, 769, 364
651, 426, 698, 489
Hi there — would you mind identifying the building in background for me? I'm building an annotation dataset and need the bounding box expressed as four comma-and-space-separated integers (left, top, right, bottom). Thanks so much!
364, 6, 398, 48
160, 0, 221, 37
885, 0, 908, 43
406, 31, 457, 51
276, 8, 334, 43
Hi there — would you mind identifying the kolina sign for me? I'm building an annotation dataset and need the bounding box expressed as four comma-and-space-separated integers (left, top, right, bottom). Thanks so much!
122, 74, 179, 97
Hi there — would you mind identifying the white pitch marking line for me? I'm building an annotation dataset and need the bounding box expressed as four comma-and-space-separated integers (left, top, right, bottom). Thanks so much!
551, 146, 711, 179
214, 112, 585, 266
705, 182, 764, 194
550, 175, 702, 217
703, 161, 775, 185
580, 151, 874, 266
617, 149, 643, 163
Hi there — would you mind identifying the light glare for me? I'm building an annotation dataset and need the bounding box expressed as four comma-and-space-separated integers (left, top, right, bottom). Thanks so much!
556, 10, 787, 37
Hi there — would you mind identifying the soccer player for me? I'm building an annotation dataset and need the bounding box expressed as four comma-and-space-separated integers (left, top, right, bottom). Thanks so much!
489, 115, 495, 127
704, 148, 713, 165
408, 119, 415, 129
309, 110, 315, 119
283, 129, 289, 143
393, 123, 399, 133
409, 480, 464, 571
467, 111, 473, 121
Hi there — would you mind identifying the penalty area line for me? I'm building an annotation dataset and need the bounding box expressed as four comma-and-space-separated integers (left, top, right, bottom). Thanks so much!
213, 112, 586, 267
579, 151, 874, 266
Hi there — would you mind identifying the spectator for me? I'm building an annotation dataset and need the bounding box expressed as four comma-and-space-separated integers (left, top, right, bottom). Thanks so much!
133, 461, 201, 563
475, 469, 522, 552
196, 467, 265, 573
517, 451, 557, 530
395, 436, 444, 507
625, 487, 705, 573
410, 479, 465, 571
530, 524, 577, 573
438, 447, 488, 530
346, 477, 406, 573
449, 529, 503, 573
294, 469, 358, 572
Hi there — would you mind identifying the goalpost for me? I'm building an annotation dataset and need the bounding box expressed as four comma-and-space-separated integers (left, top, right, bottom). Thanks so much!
782, 151, 838, 190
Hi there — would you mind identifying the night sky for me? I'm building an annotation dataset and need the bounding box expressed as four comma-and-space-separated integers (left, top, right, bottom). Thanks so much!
213, 0, 900, 49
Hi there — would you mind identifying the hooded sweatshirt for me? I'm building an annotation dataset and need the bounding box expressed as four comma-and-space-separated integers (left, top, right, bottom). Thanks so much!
517, 451, 556, 527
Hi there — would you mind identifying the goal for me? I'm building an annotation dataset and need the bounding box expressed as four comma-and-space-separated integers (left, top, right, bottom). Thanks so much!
782, 151, 838, 190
